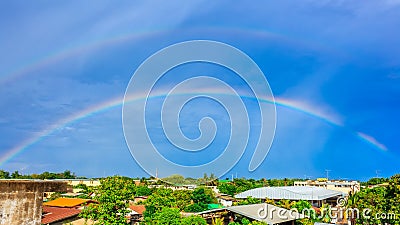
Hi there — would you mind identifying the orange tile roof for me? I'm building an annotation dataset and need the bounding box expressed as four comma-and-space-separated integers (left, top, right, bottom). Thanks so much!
129, 205, 146, 214
42, 206, 81, 224
43, 198, 93, 208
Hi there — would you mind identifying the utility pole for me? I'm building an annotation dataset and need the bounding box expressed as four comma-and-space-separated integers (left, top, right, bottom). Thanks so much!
325, 169, 331, 181
375, 170, 380, 178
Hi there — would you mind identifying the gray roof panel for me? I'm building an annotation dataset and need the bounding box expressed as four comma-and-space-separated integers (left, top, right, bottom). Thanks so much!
235, 186, 345, 201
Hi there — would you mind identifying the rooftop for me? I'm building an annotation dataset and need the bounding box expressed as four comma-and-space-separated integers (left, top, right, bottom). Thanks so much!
42, 206, 81, 224
196, 203, 303, 225
129, 205, 146, 215
235, 186, 345, 201
43, 198, 94, 208
228, 203, 303, 224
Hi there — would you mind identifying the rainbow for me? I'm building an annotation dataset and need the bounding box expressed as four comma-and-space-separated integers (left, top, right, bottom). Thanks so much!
0, 26, 339, 85
0, 93, 388, 166
0, 28, 165, 85
0, 27, 380, 166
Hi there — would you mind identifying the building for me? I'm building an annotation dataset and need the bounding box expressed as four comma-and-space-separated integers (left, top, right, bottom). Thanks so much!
148, 184, 197, 191
235, 186, 346, 207
41, 206, 82, 225
0, 180, 66, 225
128, 205, 146, 225
42, 198, 97, 225
217, 194, 236, 207
294, 179, 360, 194
53, 179, 101, 187
195, 203, 303, 225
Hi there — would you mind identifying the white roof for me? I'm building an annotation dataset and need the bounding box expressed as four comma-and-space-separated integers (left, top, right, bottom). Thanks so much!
196, 203, 303, 225
228, 203, 303, 225
235, 186, 345, 201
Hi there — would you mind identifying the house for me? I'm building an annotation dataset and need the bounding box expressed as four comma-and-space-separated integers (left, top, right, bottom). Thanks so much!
42, 198, 96, 225
217, 194, 236, 207
294, 179, 360, 194
235, 186, 346, 207
42, 206, 82, 225
195, 203, 303, 225
128, 205, 146, 224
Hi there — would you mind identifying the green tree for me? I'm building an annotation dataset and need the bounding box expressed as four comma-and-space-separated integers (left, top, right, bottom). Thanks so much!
11, 170, 21, 179
212, 217, 224, 225
218, 183, 237, 196
172, 190, 192, 211
185, 203, 207, 212
152, 207, 181, 225
350, 175, 400, 225
62, 170, 75, 179
319, 204, 332, 223
181, 215, 207, 225
0, 170, 10, 179
236, 197, 261, 206
277, 199, 294, 209
291, 200, 316, 225
185, 187, 217, 212
192, 187, 213, 204
241, 218, 251, 225
80, 176, 135, 225
144, 188, 177, 221
136, 185, 152, 196
264, 198, 276, 205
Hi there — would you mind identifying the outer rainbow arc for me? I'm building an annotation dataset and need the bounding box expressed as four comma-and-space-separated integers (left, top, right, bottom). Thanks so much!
0, 93, 388, 166
0, 26, 333, 86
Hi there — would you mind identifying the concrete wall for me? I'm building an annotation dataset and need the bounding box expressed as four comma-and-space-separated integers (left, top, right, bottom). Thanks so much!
0, 180, 66, 225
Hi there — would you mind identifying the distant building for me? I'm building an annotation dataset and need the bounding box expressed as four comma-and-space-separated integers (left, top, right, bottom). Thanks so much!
235, 186, 345, 207
217, 194, 236, 207
148, 184, 197, 191
294, 179, 360, 194
53, 179, 101, 187
42, 198, 96, 225
128, 205, 146, 225
367, 182, 389, 189
133, 196, 148, 204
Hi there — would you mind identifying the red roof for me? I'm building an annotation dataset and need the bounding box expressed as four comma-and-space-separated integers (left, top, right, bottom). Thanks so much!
42, 206, 81, 224
129, 205, 146, 214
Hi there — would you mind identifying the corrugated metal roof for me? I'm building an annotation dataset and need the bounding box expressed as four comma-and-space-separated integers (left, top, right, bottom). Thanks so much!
43, 198, 93, 207
235, 186, 345, 200
228, 203, 304, 225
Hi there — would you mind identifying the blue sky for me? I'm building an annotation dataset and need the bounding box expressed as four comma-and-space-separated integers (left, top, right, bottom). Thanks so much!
0, 1, 399, 180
